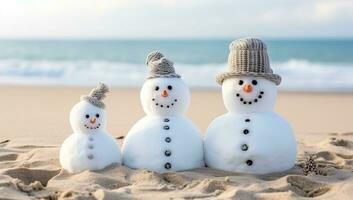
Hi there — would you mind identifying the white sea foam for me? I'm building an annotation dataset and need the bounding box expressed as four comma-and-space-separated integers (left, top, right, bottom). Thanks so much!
0, 59, 352, 92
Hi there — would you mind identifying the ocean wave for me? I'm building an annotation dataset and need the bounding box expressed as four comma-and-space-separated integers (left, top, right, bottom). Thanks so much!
0, 59, 352, 92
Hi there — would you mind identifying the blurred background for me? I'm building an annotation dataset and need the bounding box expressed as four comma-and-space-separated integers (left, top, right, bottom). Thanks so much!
1, 2, 353, 199
0, 0, 353, 92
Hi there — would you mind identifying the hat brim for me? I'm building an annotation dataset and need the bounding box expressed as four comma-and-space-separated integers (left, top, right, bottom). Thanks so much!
81, 95, 106, 109
146, 74, 181, 79
216, 72, 281, 85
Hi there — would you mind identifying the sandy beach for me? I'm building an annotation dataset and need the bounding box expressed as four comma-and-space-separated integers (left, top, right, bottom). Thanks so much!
0, 86, 352, 199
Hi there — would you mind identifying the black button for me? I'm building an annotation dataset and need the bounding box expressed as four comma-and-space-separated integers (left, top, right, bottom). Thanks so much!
245, 119, 250, 122
165, 137, 171, 143
243, 129, 249, 135
241, 144, 249, 151
164, 162, 172, 169
164, 150, 172, 157
163, 125, 170, 130
87, 154, 94, 160
164, 118, 170, 122
246, 160, 253, 166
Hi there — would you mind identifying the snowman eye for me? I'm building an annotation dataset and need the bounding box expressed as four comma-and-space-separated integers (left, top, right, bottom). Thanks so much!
238, 80, 244, 85
85, 114, 89, 119
252, 80, 258, 85
167, 85, 173, 90
155, 86, 159, 91
96, 114, 100, 118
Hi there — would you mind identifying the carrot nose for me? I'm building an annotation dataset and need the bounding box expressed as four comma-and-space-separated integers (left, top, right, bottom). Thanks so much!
161, 90, 169, 97
90, 117, 96, 124
243, 84, 253, 93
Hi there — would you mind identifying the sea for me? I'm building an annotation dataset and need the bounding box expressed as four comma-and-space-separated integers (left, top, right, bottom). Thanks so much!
0, 39, 352, 92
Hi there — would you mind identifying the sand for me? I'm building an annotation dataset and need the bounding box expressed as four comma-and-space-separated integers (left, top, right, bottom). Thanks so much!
0, 86, 352, 199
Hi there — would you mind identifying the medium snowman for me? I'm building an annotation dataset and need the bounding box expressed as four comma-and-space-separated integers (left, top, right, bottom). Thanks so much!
204, 38, 297, 174
60, 83, 122, 173
122, 51, 204, 172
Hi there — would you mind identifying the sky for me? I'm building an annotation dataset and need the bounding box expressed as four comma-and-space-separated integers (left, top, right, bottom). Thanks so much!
0, 0, 352, 39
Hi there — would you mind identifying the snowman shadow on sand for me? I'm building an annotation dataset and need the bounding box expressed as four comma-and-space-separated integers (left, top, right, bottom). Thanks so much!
60, 83, 122, 173
122, 51, 204, 172
204, 38, 297, 174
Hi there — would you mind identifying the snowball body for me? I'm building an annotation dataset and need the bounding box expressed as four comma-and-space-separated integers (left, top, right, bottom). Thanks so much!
122, 78, 204, 172
204, 77, 297, 174
60, 101, 121, 173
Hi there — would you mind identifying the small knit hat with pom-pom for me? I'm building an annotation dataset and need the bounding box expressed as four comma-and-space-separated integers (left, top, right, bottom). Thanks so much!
145, 51, 181, 79
81, 83, 109, 109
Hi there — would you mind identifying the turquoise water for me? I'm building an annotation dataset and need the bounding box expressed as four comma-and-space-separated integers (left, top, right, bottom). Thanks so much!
0, 39, 352, 91
1, 39, 353, 63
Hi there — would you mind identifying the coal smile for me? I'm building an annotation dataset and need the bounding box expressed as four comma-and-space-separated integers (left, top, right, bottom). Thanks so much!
152, 98, 178, 108
84, 123, 101, 130
236, 91, 264, 105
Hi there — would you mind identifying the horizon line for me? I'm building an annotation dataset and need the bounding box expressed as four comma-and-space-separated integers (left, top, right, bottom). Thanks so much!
1, 36, 353, 41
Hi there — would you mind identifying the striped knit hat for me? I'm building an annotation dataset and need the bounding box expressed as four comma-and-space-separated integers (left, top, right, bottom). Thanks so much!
145, 51, 181, 79
216, 38, 281, 85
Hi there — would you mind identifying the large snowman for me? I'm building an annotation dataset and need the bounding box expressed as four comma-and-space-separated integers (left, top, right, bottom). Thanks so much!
204, 38, 297, 174
122, 51, 204, 172
60, 83, 122, 173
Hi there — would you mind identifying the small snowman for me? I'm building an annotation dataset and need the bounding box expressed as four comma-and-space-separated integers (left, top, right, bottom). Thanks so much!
60, 83, 122, 173
204, 38, 297, 174
122, 51, 204, 172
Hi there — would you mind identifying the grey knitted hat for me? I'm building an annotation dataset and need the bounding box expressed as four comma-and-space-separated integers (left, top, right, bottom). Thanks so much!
81, 83, 109, 109
145, 51, 181, 79
216, 38, 281, 85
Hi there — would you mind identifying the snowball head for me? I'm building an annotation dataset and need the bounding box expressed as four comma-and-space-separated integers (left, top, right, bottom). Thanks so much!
70, 101, 107, 134
222, 76, 277, 114
140, 77, 190, 116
